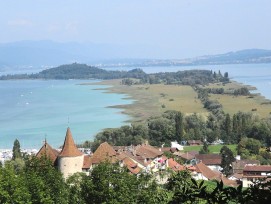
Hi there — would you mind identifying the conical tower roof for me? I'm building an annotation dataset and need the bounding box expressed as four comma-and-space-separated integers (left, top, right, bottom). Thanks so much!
59, 127, 83, 157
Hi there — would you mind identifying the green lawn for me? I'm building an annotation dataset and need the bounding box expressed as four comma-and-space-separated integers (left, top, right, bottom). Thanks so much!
183, 144, 237, 155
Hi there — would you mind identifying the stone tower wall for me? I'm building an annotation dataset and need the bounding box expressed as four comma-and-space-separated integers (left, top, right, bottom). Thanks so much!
58, 155, 84, 179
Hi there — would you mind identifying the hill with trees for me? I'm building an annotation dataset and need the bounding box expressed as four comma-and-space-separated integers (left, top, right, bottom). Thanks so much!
0, 63, 229, 86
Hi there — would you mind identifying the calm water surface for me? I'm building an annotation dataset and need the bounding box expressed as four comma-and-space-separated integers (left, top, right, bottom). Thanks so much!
0, 80, 132, 149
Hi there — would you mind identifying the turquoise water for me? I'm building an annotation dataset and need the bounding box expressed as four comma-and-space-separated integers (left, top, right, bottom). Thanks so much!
0, 80, 132, 149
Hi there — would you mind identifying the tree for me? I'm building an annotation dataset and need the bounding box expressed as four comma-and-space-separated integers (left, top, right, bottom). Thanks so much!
0, 163, 31, 203
175, 112, 184, 142
148, 117, 175, 146
220, 146, 235, 176
199, 141, 209, 154
237, 137, 262, 157
166, 170, 205, 203
24, 156, 69, 204
12, 139, 21, 160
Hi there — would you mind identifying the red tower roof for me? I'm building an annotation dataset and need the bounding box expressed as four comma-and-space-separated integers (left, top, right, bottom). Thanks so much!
58, 127, 83, 157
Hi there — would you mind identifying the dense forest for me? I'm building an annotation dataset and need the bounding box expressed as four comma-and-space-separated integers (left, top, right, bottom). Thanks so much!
1, 156, 271, 204
89, 110, 271, 165
0, 63, 229, 85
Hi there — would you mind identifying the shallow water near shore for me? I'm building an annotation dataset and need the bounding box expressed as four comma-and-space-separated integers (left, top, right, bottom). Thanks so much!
0, 80, 132, 149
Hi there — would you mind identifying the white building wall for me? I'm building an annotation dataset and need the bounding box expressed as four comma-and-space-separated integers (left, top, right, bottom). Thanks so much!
58, 155, 84, 179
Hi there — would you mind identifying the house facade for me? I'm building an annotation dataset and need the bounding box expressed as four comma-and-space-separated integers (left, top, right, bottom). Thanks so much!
242, 165, 271, 187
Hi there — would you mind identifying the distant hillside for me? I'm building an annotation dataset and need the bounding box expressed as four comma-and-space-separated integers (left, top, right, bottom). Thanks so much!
0, 63, 148, 80
0, 63, 228, 86
192, 49, 271, 65
106, 49, 271, 68
0, 40, 270, 70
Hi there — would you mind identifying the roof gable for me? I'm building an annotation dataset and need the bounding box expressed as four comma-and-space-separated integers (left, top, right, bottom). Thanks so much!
82, 155, 91, 169
90, 142, 117, 164
195, 154, 222, 165
168, 158, 185, 171
58, 128, 83, 157
36, 141, 59, 164
243, 165, 271, 172
135, 144, 163, 159
195, 162, 221, 180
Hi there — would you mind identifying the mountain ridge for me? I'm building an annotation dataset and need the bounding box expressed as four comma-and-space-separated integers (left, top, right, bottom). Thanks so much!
0, 40, 270, 71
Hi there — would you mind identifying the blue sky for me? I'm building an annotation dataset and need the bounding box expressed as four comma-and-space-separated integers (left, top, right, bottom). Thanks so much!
0, 0, 270, 58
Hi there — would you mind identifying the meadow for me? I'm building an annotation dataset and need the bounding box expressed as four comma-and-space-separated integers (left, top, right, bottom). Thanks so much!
183, 144, 237, 155
94, 79, 271, 122
206, 82, 271, 118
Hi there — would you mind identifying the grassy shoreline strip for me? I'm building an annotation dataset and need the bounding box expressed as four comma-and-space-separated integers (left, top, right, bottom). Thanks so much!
82, 79, 271, 123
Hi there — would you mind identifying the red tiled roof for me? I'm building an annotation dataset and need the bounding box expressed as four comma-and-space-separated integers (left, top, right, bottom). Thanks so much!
243, 165, 271, 172
90, 142, 117, 164
187, 165, 197, 171
82, 155, 91, 169
36, 141, 59, 164
229, 173, 243, 180
195, 154, 221, 165
135, 144, 163, 159
195, 162, 221, 180
58, 128, 83, 157
117, 152, 142, 174
221, 176, 239, 187
177, 152, 195, 160
168, 158, 185, 171
160, 147, 171, 152
123, 157, 141, 174
232, 160, 260, 173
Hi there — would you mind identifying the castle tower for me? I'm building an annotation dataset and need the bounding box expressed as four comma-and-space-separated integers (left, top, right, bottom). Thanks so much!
58, 127, 84, 179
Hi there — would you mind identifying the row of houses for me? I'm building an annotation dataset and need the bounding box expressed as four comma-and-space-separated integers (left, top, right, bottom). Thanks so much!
36, 128, 271, 187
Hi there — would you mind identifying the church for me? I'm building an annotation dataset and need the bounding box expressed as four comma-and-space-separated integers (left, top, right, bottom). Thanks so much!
36, 127, 91, 179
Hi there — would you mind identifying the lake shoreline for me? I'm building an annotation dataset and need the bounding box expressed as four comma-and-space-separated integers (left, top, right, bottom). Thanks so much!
84, 79, 271, 122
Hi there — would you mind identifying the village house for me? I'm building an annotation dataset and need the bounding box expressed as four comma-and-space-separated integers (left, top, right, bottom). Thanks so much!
242, 165, 271, 187
195, 154, 222, 171
187, 140, 203, 146
232, 159, 260, 174
189, 162, 238, 187
191, 161, 221, 181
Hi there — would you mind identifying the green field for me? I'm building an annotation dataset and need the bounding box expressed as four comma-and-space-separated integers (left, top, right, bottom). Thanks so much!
206, 81, 271, 118
95, 80, 208, 122
94, 79, 271, 123
183, 144, 237, 155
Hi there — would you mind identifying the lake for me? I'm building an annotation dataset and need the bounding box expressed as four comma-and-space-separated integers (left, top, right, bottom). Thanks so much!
0, 80, 132, 149
0, 63, 270, 149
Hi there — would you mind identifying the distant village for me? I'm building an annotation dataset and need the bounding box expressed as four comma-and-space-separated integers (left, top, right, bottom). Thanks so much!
2, 127, 270, 189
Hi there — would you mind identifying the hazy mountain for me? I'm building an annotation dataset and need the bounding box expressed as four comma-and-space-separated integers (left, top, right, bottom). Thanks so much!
191, 49, 271, 65
0, 40, 157, 69
0, 40, 270, 72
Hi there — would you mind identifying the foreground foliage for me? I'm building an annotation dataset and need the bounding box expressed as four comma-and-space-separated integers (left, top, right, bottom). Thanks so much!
1, 159, 271, 204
